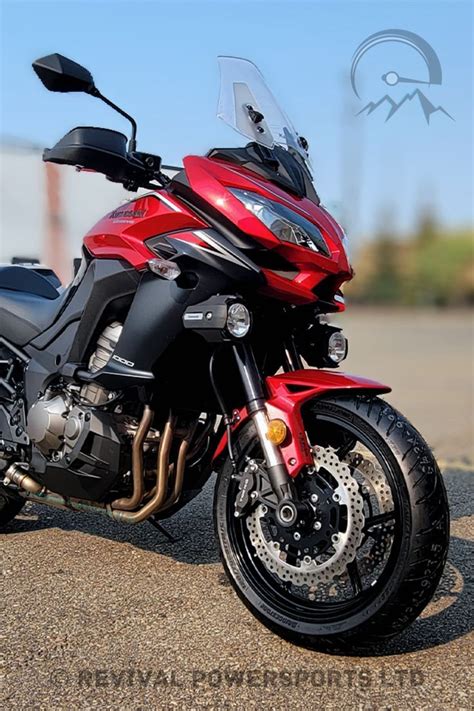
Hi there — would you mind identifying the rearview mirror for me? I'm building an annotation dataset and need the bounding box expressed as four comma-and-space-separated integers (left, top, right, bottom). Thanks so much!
32, 53, 95, 94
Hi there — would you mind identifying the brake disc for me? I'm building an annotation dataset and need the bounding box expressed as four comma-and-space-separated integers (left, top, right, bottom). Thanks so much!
345, 452, 395, 567
346, 452, 393, 511
246, 446, 365, 587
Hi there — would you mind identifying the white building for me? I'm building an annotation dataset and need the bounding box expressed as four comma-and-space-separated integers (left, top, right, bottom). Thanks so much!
0, 140, 158, 283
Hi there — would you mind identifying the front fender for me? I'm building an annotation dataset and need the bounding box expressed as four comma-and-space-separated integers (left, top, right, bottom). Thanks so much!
212, 369, 390, 476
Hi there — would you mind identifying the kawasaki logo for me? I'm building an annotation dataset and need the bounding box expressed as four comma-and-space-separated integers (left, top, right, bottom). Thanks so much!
109, 208, 145, 220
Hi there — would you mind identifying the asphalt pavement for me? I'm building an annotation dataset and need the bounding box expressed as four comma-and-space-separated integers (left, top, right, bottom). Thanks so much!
1, 308, 473, 710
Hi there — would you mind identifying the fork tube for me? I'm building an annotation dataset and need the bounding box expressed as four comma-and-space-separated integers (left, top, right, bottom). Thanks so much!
232, 343, 292, 501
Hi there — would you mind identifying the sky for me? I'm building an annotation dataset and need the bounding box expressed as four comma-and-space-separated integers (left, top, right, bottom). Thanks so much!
0, 0, 472, 240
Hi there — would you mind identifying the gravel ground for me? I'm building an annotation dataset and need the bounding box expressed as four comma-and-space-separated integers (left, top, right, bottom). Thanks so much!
1, 309, 473, 710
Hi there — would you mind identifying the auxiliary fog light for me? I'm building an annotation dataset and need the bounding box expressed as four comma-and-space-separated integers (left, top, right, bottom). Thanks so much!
327, 331, 348, 364
266, 419, 287, 446
226, 303, 251, 338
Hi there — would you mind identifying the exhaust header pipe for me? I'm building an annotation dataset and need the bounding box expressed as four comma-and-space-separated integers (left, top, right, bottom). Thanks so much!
10, 411, 191, 525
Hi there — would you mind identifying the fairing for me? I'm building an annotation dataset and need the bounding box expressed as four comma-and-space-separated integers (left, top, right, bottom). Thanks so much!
179, 154, 352, 304
84, 192, 206, 269
84, 156, 351, 307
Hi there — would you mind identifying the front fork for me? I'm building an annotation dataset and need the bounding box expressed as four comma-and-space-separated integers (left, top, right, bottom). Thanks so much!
232, 343, 302, 526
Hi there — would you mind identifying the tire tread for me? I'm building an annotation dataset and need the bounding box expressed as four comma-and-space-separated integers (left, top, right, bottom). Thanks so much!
307, 394, 449, 652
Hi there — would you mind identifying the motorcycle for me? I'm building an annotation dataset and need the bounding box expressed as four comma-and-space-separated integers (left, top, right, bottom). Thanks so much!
0, 54, 449, 651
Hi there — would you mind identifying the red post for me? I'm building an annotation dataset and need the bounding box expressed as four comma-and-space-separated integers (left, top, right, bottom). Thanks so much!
43, 162, 71, 284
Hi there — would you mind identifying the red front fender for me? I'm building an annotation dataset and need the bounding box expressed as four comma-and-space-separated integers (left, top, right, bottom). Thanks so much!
212, 369, 391, 476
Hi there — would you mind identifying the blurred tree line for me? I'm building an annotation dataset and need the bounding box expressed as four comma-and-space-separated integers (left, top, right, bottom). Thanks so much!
346, 209, 474, 307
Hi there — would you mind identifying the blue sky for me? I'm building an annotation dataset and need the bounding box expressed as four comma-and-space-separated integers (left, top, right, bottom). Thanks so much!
1, 0, 472, 239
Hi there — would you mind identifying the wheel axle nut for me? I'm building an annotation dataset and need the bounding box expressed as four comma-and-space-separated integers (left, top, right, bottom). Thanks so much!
278, 503, 296, 525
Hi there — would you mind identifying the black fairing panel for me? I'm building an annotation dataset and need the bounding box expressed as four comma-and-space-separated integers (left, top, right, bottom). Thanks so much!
29, 258, 139, 356
79, 230, 262, 392
104, 259, 247, 373
24, 258, 139, 407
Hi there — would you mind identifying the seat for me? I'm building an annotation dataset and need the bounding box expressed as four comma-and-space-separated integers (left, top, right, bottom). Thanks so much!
0, 265, 68, 346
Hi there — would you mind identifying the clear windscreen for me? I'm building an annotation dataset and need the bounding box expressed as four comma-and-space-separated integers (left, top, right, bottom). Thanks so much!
217, 56, 311, 165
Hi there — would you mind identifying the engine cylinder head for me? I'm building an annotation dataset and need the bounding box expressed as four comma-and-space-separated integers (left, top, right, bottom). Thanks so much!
88, 321, 123, 373
80, 321, 123, 404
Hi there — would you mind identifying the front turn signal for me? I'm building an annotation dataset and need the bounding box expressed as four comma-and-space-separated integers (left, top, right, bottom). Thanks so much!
266, 419, 287, 446
148, 258, 181, 281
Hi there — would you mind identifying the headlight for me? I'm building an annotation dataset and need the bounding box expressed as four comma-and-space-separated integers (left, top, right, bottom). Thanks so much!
229, 188, 330, 257
226, 303, 251, 338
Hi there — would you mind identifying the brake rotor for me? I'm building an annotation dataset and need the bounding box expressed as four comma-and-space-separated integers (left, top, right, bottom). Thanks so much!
345, 452, 395, 568
346, 452, 393, 511
246, 446, 365, 587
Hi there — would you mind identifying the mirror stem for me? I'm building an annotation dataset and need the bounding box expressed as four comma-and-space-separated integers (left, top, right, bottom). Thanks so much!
89, 87, 137, 152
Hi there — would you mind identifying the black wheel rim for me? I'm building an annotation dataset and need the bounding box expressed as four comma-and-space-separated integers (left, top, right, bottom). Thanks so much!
225, 406, 407, 626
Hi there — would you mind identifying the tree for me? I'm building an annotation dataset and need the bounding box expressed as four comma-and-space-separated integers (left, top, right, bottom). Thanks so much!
367, 207, 401, 304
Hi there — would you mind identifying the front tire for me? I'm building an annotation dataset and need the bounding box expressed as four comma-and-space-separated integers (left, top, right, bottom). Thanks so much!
214, 394, 449, 652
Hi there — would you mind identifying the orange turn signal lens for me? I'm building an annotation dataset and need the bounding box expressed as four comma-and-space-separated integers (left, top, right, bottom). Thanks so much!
266, 419, 287, 445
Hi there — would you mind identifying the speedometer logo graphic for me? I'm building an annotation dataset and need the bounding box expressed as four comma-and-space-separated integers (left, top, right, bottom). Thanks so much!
350, 29, 453, 123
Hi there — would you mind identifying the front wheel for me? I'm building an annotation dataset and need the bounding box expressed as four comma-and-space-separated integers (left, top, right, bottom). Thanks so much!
214, 395, 449, 652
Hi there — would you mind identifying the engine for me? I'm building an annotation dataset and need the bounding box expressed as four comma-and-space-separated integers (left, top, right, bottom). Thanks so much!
27, 390, 86, 458
0, 341, 29, 469
24, 322, 125, 500
27, 320, 124, 458
80, 321, 123, 405
2, 321, 207, 510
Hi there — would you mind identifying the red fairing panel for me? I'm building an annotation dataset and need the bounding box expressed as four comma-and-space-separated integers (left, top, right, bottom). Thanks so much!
184, 155, 352, 305
213, 370, 391, 476
84, 192, 207, 269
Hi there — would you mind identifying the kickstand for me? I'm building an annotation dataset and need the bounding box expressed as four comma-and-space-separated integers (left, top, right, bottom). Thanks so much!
149, 518, 177, 542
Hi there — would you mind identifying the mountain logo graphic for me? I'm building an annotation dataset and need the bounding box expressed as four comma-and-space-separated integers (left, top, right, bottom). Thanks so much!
357, 89, 454, 123
350, 29, 453, 124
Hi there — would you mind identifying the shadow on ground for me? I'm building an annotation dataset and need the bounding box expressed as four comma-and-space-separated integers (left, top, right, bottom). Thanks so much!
7, 475, 221, 564
5, 467, 473, 655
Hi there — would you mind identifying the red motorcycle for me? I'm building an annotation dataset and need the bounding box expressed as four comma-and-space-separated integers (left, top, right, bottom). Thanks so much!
0, 54, 449, 651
